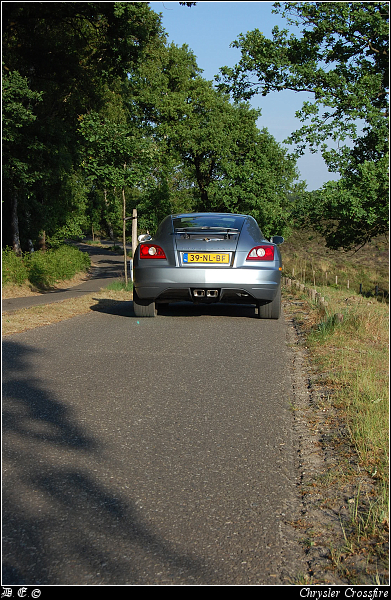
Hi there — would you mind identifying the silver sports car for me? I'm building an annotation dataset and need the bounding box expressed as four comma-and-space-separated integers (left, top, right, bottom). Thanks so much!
132, 213, 284, 318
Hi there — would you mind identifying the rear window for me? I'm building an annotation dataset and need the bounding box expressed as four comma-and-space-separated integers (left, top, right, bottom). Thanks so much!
173, 215, 245, 231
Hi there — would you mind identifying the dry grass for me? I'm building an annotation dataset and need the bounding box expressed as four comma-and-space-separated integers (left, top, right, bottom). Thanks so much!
281, 230, 389, 299
285, 282, 389, 580
2, 288, 133, 336
308, 287, 389, 482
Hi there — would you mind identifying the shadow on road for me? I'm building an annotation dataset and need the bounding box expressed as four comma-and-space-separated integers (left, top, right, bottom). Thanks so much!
2, 338, 214, 585
89, 299, 260, 319
90, 298, 133, 317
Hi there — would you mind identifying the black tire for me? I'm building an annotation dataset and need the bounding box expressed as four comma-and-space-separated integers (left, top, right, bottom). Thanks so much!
133, 289, 156, 317
155, 302, 168, 314
257, 286, 281, 319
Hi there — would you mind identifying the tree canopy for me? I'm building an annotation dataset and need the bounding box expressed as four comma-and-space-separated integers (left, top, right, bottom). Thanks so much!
2, 2, 163, 251
2, 1, 300, 254
218, 2, 389, 248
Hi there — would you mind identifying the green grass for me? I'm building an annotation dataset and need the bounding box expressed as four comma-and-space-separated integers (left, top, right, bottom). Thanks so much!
106, 279, 133, 292
2, 244, 91, 289
1, 247, 29, 285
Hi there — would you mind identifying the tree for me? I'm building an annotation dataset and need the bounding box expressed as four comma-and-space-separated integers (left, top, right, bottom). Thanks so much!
2, 70, 43, 253
218, 2, 389, 248
123, 41, 202, 230
214, 126, 302, 238
2, 2, 163, 250
161, 76, 298, 236
128, 41, 299, 236
79, 107, 155, 281
294, 151, 389, 249
2, 1, 300, 252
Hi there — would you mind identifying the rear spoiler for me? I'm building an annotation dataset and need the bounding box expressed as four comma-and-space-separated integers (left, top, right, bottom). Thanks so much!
174, 227, 239, 239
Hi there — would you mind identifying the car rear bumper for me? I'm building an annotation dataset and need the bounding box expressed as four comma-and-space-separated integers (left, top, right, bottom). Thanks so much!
133, 265, 281, 303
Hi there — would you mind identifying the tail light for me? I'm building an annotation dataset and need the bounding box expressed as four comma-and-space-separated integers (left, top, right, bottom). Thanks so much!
139, 243, 166, 259
246, 245, 274, 261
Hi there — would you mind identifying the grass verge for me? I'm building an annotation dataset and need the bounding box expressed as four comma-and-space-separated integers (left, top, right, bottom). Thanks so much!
2, 283, 133, 336
285, 282, 389, 583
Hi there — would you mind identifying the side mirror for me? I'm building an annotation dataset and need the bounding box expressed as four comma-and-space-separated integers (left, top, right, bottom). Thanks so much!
138, 233, 152, 242
271, 236, 284, 245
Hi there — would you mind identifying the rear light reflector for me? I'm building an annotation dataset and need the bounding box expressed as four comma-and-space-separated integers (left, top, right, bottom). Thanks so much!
246, 245, 274, 261
140, 244, 166, 259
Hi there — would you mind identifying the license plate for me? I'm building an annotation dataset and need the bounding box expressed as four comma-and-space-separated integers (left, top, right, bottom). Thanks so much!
182, 252, 230, 264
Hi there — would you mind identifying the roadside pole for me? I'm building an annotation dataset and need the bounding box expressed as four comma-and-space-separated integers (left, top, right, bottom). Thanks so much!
132, 208, 137, 259
122, 188, 128, 286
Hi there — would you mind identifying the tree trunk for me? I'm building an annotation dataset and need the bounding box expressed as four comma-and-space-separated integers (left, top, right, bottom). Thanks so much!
38, 230, 47, 252
104, 189, 114, 242
122, 188, 128, 286
11, 191, 22, 255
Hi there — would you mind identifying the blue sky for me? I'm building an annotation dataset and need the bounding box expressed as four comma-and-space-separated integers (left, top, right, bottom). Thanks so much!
149, 1, 340, 191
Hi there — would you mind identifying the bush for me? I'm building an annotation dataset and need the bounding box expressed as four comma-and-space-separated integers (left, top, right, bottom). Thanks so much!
2, 245, 91, 288
2, 247, 29, 285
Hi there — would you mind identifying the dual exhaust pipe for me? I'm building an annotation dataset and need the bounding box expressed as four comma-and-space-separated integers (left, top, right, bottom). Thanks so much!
193, 289, 219, 298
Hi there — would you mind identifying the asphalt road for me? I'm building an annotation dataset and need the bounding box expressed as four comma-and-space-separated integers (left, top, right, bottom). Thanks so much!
2, 299, 307, 585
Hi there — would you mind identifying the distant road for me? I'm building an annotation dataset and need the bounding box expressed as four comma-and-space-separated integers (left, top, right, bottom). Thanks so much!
2, 301, 306, 585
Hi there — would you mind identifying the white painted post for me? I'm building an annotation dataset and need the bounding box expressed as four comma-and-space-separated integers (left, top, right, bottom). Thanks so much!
132, 208, 137, 259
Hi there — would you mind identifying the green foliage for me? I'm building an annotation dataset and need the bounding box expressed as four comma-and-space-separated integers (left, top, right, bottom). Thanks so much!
130, 41, 299, 235
2, 69, 42, 146
217, 2, 389, 248
27, 246, 90, 288
2, 2, 163, 250
2, 247, 29, 285
2, 68, 44, 190
2, 245, 90, 288
293, 150, 388, 249
78, 88, 156, 240
212, 126, 301, 237
46, 170, 91, 246
2, 2, 301, 252
2, 3, 162, 101
78, 111, 151, 190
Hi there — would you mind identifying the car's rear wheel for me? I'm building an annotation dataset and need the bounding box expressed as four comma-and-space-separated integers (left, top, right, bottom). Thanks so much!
257, 286, 281, 319
133, 289, 156, 317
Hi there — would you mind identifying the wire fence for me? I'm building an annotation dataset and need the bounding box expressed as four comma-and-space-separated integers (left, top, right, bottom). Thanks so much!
284, 267, 388, 303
